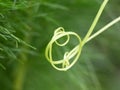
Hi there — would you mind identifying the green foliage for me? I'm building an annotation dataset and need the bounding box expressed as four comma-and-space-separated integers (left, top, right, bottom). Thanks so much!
0, 0, 120, 90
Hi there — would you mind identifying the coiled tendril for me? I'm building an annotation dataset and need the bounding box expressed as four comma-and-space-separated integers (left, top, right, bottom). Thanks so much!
45, 27, 83, 71
45, 0, 120, 71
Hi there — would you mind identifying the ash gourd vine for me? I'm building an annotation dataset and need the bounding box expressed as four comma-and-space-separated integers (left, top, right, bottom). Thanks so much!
45, 0, 120, 71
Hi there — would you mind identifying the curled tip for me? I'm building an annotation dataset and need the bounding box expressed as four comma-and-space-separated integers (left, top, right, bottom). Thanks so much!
45, 27, 82, 71
54, 27, 64, 35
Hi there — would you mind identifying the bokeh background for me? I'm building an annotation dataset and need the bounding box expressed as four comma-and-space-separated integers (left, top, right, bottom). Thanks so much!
0, 0, 120, 90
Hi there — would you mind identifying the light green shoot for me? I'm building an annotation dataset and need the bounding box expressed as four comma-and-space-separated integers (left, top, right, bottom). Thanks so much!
45, 0, 120, 71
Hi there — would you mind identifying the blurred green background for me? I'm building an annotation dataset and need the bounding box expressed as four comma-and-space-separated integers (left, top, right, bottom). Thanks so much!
0, 0, 120, 90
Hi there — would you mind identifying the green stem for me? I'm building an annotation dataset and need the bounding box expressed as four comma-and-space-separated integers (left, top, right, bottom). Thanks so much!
86, 16, 120, 42
13, 33, 30, 90
14, 55, 27, 90
82, 0, 108, 45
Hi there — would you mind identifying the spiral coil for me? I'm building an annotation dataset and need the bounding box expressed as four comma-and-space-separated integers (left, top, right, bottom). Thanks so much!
45, 27, 82, 71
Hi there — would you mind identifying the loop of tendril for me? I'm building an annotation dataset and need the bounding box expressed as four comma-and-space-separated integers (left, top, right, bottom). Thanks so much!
45, 0, 120, 71
45, 27, 83, 71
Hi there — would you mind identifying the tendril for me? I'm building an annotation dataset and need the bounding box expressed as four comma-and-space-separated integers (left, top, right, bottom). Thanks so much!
45, 27, 82, 71
45, 0, 120, 71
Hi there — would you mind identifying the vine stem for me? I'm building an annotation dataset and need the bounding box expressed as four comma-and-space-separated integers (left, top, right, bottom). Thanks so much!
86, 16, 120, 42
82, 0, 108, 45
